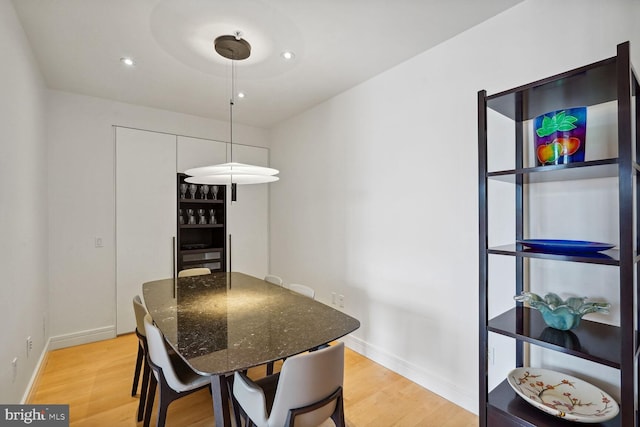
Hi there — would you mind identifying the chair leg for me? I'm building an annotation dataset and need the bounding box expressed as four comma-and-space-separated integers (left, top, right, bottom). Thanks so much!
236, 404, 252, 427
266, 361, 274, 376
157, 377, 178, 427
226, 375, 242, 427
330, 393, 345, 427
137, 358, 151, 422
143, 374, 157, 427
157, 395, 169, 427
132, 343, 144, 396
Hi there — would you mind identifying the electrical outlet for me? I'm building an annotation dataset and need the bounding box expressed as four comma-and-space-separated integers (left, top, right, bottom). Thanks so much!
26, 337, 33, 358
338, 294, 344, 308
331, 292, 336, 305
95, 237, 104, 248
11, 357, 18, 382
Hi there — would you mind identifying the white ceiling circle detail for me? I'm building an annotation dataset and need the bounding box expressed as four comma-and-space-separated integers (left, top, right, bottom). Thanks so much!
150, 0, 304, 78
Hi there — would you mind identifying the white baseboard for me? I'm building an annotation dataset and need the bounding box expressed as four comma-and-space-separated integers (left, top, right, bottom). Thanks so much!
342, 335, 478, 415
20, 337, 52, 404
49, 325, 117, 350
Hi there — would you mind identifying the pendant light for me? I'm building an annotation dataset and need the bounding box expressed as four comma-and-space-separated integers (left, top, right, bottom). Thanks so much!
185, 32, 279, 200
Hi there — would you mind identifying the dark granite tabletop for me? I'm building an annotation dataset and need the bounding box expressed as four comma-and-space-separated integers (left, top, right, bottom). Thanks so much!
142, 272, 360, 375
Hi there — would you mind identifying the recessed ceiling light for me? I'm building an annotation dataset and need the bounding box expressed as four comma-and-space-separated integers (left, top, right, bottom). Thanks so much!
120, 57, 135, 66
237, 92, 246, 99
281, 51, 295, 60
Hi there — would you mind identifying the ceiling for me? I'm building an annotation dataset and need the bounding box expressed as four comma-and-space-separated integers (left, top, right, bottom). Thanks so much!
12, 0, 522, 128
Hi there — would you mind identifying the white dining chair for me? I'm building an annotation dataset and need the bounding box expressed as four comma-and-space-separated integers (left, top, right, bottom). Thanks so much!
143, 314, 211, 427
288, 283, 316, 299
264, 274, 284, 286
177, 267, 211, 277
233, 342, 345, 427
132, 295, 151, 422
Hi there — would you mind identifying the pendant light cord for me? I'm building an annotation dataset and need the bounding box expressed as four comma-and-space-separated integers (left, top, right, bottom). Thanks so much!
230, 59, 235, 165
230, 59, 237, 202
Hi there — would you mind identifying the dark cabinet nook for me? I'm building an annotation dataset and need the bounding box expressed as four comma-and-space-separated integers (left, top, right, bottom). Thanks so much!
177, 174, 227, 273
478, 42, 639, 426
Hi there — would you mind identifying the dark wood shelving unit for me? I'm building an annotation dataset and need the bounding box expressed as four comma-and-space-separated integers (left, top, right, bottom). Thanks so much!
487, 244, 620, 266
180, 224, 225, 229
488, 380, 620, 427
478, 42, 639, 427
489, 307, 621, 368
179, 199, 225, 205
177, 174, 227, 272
487, 159, 619, 183
180, 247, 225, 254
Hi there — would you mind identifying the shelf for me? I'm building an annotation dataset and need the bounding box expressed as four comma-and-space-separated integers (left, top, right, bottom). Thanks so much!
488, 379, 620, 427
487, 159, 619, 183
486, 57, 617, 121
180, 224, 224, 229
181, 262, 224, 272
489, 307, 621, 368
488, 244, 620, 266
179, 198, 224, 204
180, 247, 224, 254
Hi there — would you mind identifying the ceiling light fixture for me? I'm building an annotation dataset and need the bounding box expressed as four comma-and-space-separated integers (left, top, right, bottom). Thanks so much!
184, 32, 279, 201
281, 51, 295, 60
120, 57, 135, 66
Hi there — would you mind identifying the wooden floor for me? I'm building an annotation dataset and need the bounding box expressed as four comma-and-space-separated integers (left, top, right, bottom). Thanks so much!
28, 334, 477, 426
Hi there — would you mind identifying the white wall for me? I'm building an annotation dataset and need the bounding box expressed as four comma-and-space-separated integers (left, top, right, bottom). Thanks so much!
269, 0, 637, 413
0, 1, 48, 403
46, 90, 269, 347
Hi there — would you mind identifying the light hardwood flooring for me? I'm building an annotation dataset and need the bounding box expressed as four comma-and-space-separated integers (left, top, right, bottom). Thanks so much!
28, 334, 477, 426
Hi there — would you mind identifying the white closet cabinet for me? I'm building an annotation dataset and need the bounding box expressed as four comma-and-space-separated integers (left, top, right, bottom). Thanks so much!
177, 135, 227, 173
227, 144, 270, 279
115, 127, 176, 334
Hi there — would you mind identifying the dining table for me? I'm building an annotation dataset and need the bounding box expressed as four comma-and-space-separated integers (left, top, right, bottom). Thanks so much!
142, 271, 361, 427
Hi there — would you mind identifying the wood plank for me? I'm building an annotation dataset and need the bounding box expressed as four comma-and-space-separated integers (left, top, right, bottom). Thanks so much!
28, 334, 477, 426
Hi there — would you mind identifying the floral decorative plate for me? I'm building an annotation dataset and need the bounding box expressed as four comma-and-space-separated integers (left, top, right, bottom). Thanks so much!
507, 367, 619, 423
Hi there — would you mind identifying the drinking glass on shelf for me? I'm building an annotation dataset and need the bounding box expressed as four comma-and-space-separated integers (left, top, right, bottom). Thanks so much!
198, 208, 207, 224
211, 185, 219, 200
189, 184, 198, 199
180, 183, 188, 199
179, 209, 185, 225
186, 209, 195, 224
201, 185, 209, 200
209, 209, 216, 224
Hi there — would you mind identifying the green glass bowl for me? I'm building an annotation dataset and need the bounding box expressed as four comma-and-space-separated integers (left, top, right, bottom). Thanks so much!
514, 292, 610, 331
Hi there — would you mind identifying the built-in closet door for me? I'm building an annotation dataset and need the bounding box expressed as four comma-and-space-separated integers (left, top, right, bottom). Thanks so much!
227, 144, 270, 278
116, 127, 176, 334
177, 136, 227, 173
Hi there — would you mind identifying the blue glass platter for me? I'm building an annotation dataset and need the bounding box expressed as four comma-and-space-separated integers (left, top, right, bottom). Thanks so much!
517, 239, 614, 254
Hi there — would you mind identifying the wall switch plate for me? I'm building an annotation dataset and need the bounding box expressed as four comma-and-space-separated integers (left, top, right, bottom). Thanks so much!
331, 292, 336, 305
338, 294, 345, 308
26, 336, 33, 358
